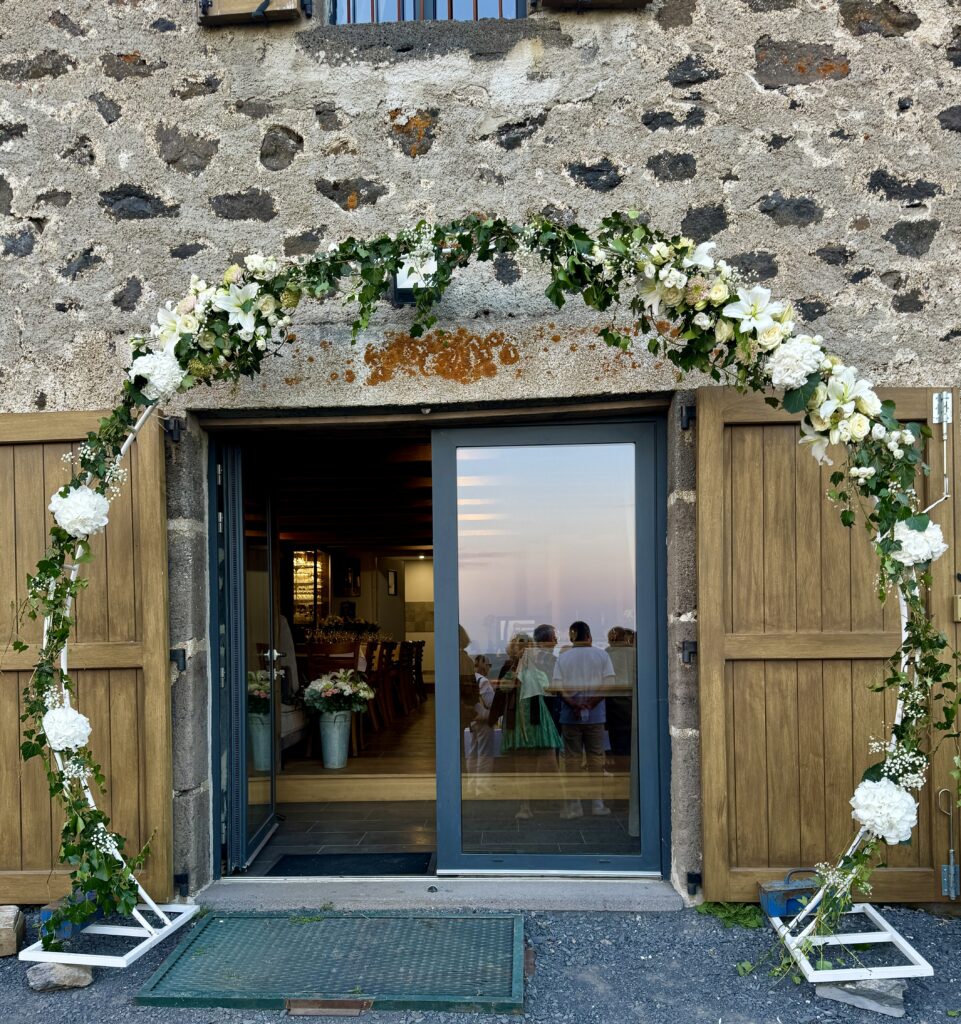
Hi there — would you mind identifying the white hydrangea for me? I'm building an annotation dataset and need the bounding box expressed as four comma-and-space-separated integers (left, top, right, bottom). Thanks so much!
766, 335, 824, 390
42, 706, 92, 752
850, 778, 917, 845
244, 253, 279, 279
48, 485, 109, 538
892, 520, 948, 566
128, 343, 186, 403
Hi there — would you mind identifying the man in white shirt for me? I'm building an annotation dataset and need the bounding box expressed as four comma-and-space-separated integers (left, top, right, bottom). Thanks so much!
553, 621, 615, 819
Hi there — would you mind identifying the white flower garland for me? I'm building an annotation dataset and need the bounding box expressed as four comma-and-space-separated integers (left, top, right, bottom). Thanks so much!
22, 216, 955, 956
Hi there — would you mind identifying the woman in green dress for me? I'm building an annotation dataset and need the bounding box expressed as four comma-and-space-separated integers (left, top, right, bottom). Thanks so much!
490, 633, 563, 819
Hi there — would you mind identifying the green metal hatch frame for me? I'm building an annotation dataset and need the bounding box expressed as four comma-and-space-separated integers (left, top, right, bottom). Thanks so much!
137, 910, 525, 1013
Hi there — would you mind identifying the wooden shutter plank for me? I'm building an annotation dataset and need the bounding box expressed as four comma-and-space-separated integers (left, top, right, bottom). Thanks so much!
733, 661, 768, 866
0, 412, 171, 903
798, 661, 826, 865
698, 387, 944, 901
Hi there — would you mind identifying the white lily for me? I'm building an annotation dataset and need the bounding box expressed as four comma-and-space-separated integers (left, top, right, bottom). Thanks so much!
682, 241, 716, 271
638, 277, 665, 317
819, 364, 873, 422
800, 418, 832, 465
213, 282, 260, 336
722, 286, 785, 335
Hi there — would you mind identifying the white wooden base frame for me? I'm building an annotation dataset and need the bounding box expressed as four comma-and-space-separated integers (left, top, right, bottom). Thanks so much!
768, 903, 933, 984
19, 903, 199, 969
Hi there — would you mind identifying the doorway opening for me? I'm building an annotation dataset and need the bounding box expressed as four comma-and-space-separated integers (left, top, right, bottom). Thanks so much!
212, 410, 669, 879
216, 426, 437, 876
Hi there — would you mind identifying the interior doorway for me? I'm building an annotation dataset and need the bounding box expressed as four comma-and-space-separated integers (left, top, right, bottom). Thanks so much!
214, 427, 438, 876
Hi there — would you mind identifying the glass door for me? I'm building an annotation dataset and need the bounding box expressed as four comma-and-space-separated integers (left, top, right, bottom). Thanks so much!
222, 447, 279, 870
432, 422, 666, 874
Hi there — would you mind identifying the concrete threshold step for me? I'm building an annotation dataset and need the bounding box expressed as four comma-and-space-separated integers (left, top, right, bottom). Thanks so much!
197, 876, 684, 913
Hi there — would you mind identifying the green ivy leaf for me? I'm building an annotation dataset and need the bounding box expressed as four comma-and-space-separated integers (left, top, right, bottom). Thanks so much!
905, 514, 930, 532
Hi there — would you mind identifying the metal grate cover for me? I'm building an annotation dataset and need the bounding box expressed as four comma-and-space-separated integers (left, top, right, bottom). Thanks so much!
137, 911, 525, 1012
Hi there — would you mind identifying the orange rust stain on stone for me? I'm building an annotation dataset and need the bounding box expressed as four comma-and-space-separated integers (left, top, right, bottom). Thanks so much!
306, 355, 315, 363
364, 328, 521, 386
551, 334, 561, 343
330, 372, 339, 381
345, 192, 359, 211
344, 369, 356, 383
389, 109, 435, 158
284, 376, 302, 386
569, 343, 578, 353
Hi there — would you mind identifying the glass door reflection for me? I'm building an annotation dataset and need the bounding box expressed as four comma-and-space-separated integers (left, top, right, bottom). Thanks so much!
454, 440, 643, 858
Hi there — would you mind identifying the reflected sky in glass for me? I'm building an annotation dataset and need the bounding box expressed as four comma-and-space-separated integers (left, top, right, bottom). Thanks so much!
456, 443, 636, 656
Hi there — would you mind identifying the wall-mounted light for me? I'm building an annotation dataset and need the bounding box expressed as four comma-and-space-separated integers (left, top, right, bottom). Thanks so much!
392, 257, 438, 306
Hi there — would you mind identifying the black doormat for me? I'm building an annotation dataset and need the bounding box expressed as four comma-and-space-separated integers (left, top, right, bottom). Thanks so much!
137, 911, 524, 1012
267, 851, 434, 876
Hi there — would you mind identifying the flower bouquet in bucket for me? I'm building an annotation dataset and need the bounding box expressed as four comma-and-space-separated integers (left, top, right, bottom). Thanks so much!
304, 670, 375, 769
246, 671, 271, 772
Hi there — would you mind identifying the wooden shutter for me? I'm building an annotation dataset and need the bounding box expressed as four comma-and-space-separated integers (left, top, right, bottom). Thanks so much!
0, 412, 172, 903
697, 388, 958, 902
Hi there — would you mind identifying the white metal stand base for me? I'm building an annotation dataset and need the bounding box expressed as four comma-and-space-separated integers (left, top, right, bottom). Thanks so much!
19, 903, 199, 969
768, 903, 933, 985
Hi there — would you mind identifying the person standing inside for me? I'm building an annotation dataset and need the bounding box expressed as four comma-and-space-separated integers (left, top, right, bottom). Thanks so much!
553, 620, 615, 819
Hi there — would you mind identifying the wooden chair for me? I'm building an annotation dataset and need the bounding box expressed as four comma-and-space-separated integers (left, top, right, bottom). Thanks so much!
411, 640, 426, 701
373, 641, 398, 725
360, 639, 383, 733
396, 642, 418, 716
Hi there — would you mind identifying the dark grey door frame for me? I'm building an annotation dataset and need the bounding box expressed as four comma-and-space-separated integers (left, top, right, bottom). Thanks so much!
431, 419, 669, 875
220, 445, 278, 871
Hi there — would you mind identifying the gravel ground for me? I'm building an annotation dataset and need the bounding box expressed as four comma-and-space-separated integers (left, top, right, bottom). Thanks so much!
0, 906, 958, 1024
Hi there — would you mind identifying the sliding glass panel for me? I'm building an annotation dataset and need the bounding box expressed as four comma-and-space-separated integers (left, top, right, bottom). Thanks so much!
456, 443, 641, 856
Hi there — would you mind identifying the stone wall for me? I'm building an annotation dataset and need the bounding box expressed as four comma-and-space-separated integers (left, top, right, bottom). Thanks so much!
2, 0, 959, 896
0, 0, 959, 415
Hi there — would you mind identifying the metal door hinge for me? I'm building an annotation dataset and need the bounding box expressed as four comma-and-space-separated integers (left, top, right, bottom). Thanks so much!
216, 463, 223, 487
933, 391, 953, 425
162, 416, 186, 442
170, 649, 187, 672
679, 404, 696, 431
217, 511, 224, 534
680, 640, 698, 664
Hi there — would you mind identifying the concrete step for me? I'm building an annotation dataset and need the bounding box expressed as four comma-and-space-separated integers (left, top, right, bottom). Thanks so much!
197, 876, 684, 913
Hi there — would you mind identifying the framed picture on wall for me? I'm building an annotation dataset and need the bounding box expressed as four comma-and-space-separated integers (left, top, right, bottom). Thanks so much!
387, 569, 398, 596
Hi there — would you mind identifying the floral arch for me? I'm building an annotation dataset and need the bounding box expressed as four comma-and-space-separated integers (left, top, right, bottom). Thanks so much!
18, 212, 957, 956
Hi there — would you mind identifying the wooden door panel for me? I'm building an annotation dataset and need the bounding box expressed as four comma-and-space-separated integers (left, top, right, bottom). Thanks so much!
0, 413, 171, 904
698, 387, 953, 902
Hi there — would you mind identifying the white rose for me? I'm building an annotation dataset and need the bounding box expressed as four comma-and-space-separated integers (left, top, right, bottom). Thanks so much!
178, 313, 199, 336
128, 344, 186, 403
707, 280, 729, 305
48, 485, 110, 538
892, 520, 948, 566
766, 336, 824, 390
714, 318, 734, 343
662, 286, 684, 306
648, 241, 671, 265
850, 778, 917, 845
756, 323, 785, 353
871, 423, 887, 441
848, 413, 871, 441
258, 294, 279, 315
693, 312, 713, 329
42, 706, 92, 752
856, 389, 882, 418
660, 267, 688, 289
